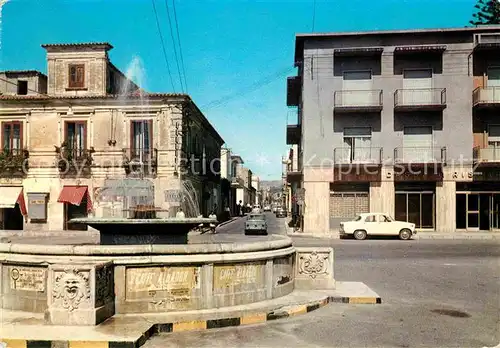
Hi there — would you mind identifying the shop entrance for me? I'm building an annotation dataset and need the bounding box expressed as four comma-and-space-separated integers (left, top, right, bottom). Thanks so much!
456, 192, 500, 231
395, 182, 436, 229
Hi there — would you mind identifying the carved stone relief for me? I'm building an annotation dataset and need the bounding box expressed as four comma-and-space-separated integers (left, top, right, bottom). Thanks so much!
52, 269, 91, 312
298, 251, 329, 279
95, 265, 113, 305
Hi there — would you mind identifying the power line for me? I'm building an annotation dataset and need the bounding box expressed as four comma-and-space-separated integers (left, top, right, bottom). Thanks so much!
202, 66, 295, 111
311, 0, 316, 32
172, 0, 188, 92
151, 0, 176, 92
165, 0, 185, 93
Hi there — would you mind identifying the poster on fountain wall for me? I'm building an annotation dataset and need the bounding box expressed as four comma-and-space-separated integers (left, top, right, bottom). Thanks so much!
125, 266, 200, 295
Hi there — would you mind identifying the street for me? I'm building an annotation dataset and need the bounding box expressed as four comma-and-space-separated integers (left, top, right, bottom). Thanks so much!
145, 213, 500, 348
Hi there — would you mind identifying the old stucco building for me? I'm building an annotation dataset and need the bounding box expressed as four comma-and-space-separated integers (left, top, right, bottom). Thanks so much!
0, 42, 224, 231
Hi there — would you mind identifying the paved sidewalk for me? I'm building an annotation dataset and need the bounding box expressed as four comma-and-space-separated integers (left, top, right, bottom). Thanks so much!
283, 219, 500, 240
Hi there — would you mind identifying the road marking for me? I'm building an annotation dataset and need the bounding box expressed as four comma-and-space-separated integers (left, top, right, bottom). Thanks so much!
443, 263, 457, 266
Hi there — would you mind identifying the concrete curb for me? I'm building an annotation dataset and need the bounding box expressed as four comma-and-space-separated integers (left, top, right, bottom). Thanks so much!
217, 216, 243, 228
415, 233, 500, 240
0, 295, 381, 348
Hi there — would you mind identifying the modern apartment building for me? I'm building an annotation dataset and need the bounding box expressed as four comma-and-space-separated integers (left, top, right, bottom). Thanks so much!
0, 42, 224, 231
287, 26, 500, 235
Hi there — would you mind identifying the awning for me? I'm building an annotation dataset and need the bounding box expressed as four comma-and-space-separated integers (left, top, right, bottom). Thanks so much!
0, 187, 27, 216
58, 186, 93, 212
394, 45, 447, 54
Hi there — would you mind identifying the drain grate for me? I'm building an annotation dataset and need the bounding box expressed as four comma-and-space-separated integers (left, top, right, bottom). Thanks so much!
430, 309, 471, 318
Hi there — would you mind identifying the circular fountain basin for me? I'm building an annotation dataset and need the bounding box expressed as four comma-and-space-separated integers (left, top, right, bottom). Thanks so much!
69, 217, 217, 245
0, 233, 296, 317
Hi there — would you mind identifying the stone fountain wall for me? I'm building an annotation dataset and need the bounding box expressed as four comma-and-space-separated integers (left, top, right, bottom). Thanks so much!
0, 239, 334, 326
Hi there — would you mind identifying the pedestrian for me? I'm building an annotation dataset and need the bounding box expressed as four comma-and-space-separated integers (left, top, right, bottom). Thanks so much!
175, 208, 185, 219
237, 200, 242, 216
208, 210, 218, 233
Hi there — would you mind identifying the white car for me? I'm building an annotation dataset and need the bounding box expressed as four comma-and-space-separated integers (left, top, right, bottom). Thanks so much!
339, 213, 416, 240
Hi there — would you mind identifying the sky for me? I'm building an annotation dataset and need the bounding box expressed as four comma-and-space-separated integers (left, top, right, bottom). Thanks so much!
0, 0, 478, 180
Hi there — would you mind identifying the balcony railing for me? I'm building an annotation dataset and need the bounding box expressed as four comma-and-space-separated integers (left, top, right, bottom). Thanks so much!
55, 145, 94, 174
473, 146, 500, 163
394, 88, 446, 110
0, 148, 29, 176
394, 147, 447, 164
231, 176, 244, 187
333, 147, 383, 165
122, 148, 158, 176
472, 87, 500, 107
334, 90, 383, 112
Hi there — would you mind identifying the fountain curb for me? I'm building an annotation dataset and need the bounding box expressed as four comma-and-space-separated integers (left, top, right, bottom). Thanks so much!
0, 295, 381, 348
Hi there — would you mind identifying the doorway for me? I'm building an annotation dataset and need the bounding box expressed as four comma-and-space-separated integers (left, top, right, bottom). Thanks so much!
2, 206, 24, 230
64, 195, 88, 231
395, 191, 435, 229
455, 192, 500, 231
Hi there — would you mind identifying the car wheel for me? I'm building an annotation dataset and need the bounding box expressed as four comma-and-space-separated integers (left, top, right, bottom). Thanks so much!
353, 230, 367, 240
399, 229, 412, 240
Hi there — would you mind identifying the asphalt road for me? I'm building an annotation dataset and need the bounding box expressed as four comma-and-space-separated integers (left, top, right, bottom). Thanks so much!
145, 214, 500, 348
215, 211, 285, 235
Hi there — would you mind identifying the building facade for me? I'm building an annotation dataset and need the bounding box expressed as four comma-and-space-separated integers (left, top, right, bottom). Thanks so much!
0, 42, 224, 231
251, 175, 261, 205
287, 26, 500, 235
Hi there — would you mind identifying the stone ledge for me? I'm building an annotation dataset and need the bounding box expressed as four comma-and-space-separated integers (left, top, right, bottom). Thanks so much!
0, 283, 381, 347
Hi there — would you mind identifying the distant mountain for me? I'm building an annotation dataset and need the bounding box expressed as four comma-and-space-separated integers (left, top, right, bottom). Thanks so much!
260, 180, 282, 190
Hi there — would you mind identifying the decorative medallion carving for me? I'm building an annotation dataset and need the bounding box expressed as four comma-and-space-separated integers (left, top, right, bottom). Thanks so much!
52, 269, 91, 312
298, 251, 329, 279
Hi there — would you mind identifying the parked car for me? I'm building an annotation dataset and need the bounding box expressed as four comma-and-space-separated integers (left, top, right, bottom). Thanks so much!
339, 213, 416, 240
275, 207, 287, 218
245, 213, 268, 235
263, 205, 271, 212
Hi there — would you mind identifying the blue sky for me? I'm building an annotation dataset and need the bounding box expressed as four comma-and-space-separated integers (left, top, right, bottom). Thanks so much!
0, 0, 476, 180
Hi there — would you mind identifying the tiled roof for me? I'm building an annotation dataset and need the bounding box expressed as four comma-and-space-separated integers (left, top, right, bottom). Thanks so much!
0, 92, 188, 100
41, 42, 113, 50
1, 70, 46, 76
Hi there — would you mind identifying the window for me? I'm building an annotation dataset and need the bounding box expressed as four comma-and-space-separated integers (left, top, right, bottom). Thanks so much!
65, 121, 87, 157
379, 215, 392, 222
353, 215, 362, 221
68, 64, 85, 88
487, 67, 500, 87
365, 215, 376, 222
1, 122, 23, 155
17, 80, 28, 95
131, 120, 153, 160
343, 127, 372, 162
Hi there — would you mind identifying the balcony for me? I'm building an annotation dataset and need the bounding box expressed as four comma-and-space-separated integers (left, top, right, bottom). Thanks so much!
473, 146, 500, 166
122, 148, 157, 176
0, 148, 29, 177
334, 90, 383, 113
287, 76, 301, 106
286, 161, 302, 182
286, 124, 301, 145
394, 147, 446, 165
333, 147, 382, 165
231, 176, 244, 188
473, 87, 500, 109
55, 144, 94, 176
394, 88, 446, 111
473, 33, 500, 51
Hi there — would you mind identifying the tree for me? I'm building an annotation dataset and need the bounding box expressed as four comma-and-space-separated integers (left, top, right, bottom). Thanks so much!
470, 0, 500, 25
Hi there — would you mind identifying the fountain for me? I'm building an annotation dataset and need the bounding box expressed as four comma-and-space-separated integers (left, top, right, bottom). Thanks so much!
70, 178, 214, 245
0, 57, 350, 342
